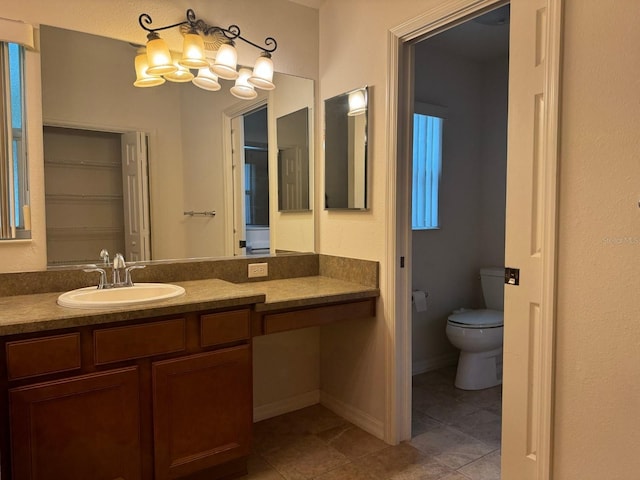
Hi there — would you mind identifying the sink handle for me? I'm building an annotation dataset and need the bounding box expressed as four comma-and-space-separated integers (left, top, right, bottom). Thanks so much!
124, 264, 146, 286
83, 266, 107, 289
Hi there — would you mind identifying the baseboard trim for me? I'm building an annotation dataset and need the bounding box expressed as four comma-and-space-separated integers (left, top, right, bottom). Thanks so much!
320, 391, 385, 440
412, 353, 458, 376
253, 390, 320, 422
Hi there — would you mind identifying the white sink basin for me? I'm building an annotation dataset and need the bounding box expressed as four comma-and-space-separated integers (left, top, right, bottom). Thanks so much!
57, 283, 186, 309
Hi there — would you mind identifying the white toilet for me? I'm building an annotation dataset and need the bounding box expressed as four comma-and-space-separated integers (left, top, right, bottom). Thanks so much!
446, 267, 504, 390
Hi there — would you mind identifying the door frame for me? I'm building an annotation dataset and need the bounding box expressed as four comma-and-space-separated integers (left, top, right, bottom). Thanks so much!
222, 99, 268, 256
385, 0, 562, 478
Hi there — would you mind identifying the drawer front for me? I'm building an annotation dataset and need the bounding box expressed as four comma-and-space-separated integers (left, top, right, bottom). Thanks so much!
6, 333, 81, 381
94, 318, 186, 365
200, 310, 250, 348
263, 299, 376, 334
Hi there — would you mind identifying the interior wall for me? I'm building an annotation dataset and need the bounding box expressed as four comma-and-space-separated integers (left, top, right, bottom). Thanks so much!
411, 46, 484, 374
269, 73, 315, 253
553, 0, 640, 477
478, 56, 508, 267
320, 0, 640, 474
410, 47, 508, 375
318, 0, 458, 437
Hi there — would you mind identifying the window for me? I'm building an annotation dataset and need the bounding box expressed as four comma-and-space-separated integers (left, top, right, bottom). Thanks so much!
1, 41, 28, 237
412, 112, 443, 230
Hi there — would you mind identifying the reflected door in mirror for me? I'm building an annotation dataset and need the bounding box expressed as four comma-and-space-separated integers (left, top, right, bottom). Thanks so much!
277, 107, 310, 211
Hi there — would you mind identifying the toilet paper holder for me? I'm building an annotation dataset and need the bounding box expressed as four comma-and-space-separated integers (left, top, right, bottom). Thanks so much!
412, 290, 428, 312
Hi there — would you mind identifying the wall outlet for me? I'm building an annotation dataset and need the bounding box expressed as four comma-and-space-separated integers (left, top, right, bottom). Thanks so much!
248, 262, 268, 278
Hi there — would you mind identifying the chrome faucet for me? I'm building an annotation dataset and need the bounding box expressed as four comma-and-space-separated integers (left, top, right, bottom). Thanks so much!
99, 249, 110, 267
84, 250, 145, 289
112, 253, 126, 286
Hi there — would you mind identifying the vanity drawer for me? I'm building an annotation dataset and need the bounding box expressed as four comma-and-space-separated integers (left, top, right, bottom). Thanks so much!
200, 309, 250, 347
263, 299, 376, 334
6, 333, 81, 380
94, 318, 186, 365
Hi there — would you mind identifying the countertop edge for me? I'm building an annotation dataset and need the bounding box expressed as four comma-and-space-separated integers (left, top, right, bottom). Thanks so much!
253, 289, 379, 312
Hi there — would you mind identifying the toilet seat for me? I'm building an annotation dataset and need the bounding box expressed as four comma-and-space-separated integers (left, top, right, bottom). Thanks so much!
447, 309, 503, 329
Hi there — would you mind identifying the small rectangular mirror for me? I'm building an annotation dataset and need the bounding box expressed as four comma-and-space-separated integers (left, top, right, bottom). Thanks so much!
324, 86, 368, 210
277, 107, 310, 211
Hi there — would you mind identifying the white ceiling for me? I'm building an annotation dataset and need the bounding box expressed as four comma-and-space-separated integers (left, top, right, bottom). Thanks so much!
416, 5, 510, 62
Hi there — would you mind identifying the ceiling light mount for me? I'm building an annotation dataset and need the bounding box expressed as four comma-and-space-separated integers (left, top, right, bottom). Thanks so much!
134, 9, 278, 98
138, 9, 277, 54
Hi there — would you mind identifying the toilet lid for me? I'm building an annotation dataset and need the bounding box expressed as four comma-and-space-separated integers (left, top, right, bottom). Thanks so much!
447, 309, 503, 328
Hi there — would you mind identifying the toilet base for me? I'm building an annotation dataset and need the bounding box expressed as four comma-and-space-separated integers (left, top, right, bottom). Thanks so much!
455, 347, 503, 390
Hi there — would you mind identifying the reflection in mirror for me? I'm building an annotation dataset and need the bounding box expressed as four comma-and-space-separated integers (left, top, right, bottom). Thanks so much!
277, 107, 309, 211
0, 42, 30, 240
324, 86, 368, 210
243, 106, 270, 255
39, 25, 314, 267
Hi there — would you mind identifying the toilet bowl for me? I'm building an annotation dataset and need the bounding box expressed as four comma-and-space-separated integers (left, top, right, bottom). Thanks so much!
445, 267, 505, 390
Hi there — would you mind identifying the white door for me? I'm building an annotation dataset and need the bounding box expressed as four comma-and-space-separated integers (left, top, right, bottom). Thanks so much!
121, 131, 150, 262
501, 1, 561, 478
279, 146, 303, 210
231, 116, 246, 256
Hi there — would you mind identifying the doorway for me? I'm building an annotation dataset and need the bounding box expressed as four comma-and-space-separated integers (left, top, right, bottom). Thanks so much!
387, 0, 561, 478
42, 125, 151, 266
229, 103, 270, 256
409, 6, 509, 478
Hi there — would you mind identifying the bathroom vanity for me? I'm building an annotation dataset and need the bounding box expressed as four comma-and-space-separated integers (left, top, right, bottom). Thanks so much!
0, 257, 379, 480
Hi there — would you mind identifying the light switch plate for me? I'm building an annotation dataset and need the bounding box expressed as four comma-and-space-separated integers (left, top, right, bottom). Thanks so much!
248, 262, 268, 278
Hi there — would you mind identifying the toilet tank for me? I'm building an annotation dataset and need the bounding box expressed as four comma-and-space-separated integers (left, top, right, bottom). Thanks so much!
480, 267, 504, 311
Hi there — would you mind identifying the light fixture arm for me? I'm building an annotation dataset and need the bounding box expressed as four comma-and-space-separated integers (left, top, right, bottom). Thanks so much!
138, 9, 277, 54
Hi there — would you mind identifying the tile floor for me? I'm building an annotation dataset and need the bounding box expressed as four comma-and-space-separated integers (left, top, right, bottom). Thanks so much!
243, 366, 502, 480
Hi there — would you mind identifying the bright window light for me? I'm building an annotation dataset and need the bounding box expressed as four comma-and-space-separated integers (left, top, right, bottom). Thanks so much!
412, 113, 443, 230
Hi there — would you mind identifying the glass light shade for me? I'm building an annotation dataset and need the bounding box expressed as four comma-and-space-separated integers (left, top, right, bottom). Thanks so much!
164, 54, 194, 82
179, 32, 209, 69
145, 36, 177, 76
211, 43, 239, 80
133, 48, 165, 87
248, 54, 275, 90
348, 89, 367, 116
192, 68, 221, 91
230, 68, 258, 99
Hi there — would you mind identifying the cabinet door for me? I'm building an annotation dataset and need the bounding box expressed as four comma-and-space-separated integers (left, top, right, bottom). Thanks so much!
152, 345, 252, 480
9, 366, 141, 480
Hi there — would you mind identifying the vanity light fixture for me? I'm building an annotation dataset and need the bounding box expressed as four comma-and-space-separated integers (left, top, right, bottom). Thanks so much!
134, 8, 277, 99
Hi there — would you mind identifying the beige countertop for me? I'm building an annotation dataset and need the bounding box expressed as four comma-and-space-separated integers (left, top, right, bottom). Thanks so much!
0, 276, 379, 337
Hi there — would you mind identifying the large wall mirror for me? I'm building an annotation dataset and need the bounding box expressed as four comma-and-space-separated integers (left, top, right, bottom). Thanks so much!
39, 25, 314, 267
324, 86, 368, 210
0, 42, 30, 240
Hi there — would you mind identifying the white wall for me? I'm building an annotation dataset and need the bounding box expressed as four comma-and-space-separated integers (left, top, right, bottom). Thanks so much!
553, 1, 640, 477
411, 46, 484, 373
410, 47, 508, 375
479, 56, 508, 267
269, 73, 315, 253
319, 0, 640, 476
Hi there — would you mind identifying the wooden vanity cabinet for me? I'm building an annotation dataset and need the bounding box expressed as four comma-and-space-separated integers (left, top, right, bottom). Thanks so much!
1, 307, 253, 480
152, 345, 252, 480
9, 367, 142, 480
